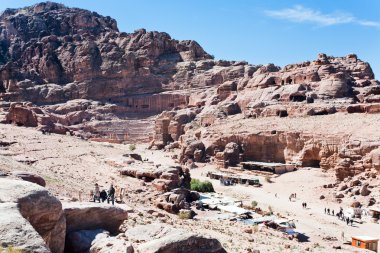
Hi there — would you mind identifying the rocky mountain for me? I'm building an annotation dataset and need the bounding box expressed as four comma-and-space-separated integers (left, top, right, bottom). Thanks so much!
0, 2, 216, 103
0, 2, 380, 182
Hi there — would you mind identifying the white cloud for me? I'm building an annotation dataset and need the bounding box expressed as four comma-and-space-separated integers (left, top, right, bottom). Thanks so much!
357, 20, 380, 28
265, 5, 380, 28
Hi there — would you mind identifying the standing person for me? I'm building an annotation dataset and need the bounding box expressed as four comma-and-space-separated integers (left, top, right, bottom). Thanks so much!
304, 202, 307, 209
324, 208, 327, 214
341, 231, 345, 241
100, 190, 107, 203
327, 208, 330, 215
332, 210, 335, 216
350, 219, 353, 226
93, 183, 100, 203
107, 184, 115, 205
346, 217, 350, 225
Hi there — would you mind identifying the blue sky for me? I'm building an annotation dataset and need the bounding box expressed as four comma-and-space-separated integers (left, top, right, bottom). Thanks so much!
1, 1, 380, 78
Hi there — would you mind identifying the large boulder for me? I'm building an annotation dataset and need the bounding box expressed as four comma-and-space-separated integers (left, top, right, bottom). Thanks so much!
181, 140, 205, 163
137, 233, 226, 253
126, 223, 175, 243
0, 178, 66, 253
224, 142, 240, 166
155, 188, 198, 214
63, 202, 130, 234
90, 235, 134, 253
360, 183, 371, 196
0, 203, 51, 253
317, 78, 349, 98
127, 223, 226, 253
11, 170, 46, 187
5, 104, 39, 127
369, 148, 380, 170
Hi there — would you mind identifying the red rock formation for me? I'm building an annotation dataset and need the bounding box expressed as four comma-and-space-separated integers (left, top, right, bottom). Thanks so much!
1, 3, 380, 182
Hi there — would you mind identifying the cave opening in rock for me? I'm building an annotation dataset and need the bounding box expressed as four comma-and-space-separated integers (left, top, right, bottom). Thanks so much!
306, 96, 314, 103
347, 106, 365, 113
0, 81, 5, 93
290, 95, 306, 102
303, 159, 320, 168
314, 110, 329, 116
138, 176, 155, 182
277, 110, 288, 117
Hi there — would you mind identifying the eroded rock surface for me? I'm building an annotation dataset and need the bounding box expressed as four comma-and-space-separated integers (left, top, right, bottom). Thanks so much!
63, 202, 130, 234
126, 223, 226, 253
2, 3, 379, 150
0, 203, 51, 253
0, 178, 66, 253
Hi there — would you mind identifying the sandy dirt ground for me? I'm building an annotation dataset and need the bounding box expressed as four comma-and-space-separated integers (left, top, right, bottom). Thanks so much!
190, 165, 379, 242
0, 124, 378, 253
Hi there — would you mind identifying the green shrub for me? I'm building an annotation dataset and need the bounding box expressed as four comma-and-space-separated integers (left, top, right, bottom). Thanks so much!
0, 246, 23, 253
190, 179, 214, 192
251, 200, 258, 208
129, 144, 136, 151
178, 211, 192, 219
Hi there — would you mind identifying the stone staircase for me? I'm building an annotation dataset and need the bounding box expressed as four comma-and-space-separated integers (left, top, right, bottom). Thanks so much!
92, 118, 155, 143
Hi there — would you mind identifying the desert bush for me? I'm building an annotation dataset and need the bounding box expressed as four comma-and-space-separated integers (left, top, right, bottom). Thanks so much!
0, 246, 23, 253
129, 144, 136, 151
178, 211, 192, 219
251, 200, 258, 208
190, 179, 214, 192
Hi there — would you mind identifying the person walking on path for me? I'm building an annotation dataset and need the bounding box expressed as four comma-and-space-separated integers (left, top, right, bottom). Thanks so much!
100, 190, 107, 202
107, 184, 115, 205
93, 183, 100, 203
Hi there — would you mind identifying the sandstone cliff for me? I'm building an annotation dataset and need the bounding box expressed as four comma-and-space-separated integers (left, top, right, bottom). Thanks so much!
1, 2, 380, 182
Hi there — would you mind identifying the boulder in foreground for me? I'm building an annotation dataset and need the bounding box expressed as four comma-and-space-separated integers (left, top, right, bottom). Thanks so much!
63, 202, 131, 234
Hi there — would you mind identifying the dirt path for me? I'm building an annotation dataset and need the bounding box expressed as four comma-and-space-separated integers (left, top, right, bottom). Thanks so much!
190, 165, 380, 244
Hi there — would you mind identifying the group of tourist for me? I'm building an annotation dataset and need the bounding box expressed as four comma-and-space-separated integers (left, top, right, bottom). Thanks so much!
325, 207, 354, 226
92, 183, 116, 205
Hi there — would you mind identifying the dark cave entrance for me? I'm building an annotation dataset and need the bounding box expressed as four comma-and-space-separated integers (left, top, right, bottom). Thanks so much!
0, 82, 5, 93
277, 110, 288, 117
290, 95, 306, 102
302, 159, 320, 168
